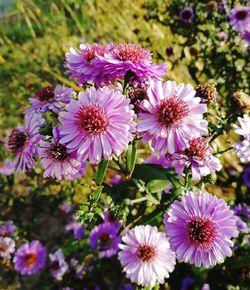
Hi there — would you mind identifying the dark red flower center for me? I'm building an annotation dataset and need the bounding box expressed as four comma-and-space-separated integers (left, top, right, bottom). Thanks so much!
136, 244, 155, 262
8, 129, 27, 153
112, 44, 151, 63
236, 10, 247, 21
157, 97, 190, 127
99, 233, 112, 248
50, 260, 60, 271
185, 137, 208, 160
48, 143, 69, 161
35, 86, 55, 102
24, 252, 38, 266
77, 105, 108, 135
83, 44, 106, 63
187, 217, 216, 250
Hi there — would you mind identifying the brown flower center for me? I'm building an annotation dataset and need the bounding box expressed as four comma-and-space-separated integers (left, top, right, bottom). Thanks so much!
35, 86, 55, 103
48, 143, 69, 161
24, 252, 38, 266
136, 244, 155, 262
8, 129, 27, 153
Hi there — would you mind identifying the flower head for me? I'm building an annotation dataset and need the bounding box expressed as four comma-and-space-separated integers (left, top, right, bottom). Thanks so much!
241, 30, 250, 44
65, 219, 84, 240
0, 221, 16, 237
228, 6, 250, 33
89, 222, 121, 258
49, 249, 68, 280
164, 191, 238, 268
0, 160, 15, 175
26, 85, 75, 114
39, 127, 86, 180
243, 166, 250, 187
14, 240, 47, 275
234, 203, 250, 220
137, 80, 207, 154
165, 137, 222, 181
7, 114, 44, 172
179, 7, 194, 24
59, 86, 135, 164
0, 237, 15, 258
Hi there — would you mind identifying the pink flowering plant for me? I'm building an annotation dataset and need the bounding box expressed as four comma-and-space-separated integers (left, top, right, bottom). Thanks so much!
0, 1, 249, 290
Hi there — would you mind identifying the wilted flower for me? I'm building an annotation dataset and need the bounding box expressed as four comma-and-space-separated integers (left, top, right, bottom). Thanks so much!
164, 191, 238, 268
49, 249, 68, 281
195, 83, 217, 105
228, 6, 250, 33
118, 225, 176, 286
0, 237, 15, 258
179, 7, 194, 24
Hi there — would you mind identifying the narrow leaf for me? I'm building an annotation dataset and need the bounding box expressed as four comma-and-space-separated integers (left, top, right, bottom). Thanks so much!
95, 160, 109, 184
126, 141, 137, 174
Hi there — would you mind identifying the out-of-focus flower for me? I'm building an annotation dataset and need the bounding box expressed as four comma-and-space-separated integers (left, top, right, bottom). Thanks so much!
241, 30, 250, 44
49, 249, 68, 281
179, 7, 194, 24
26, 85, 75, 114
234, 203, 250, 220
181, 277, 194, 290
0, 237, 15, 258
70, 257, 84, 279
0, 160, 15, 175
60, 202, 72, 214
219, 31, 229, 47
13, 240, 47, 275
59, 87, 136, 164
195, 83, 217, 105
137, 80, 207, 154
65, 220, 84, 240
164, 191, 238, 268
118, 225, 176, 286
235, 216, 249, 233
201, 283, 210, 290
243, 166, 250, 187
228, 6, 250, 33
165, 137, 222, 181
89, 222, 121, 258
39, 127, 86, 180
231, 91, 250, 112
7, 114, 44, 172
110, 174, 122, 185
0, 221, 16, 237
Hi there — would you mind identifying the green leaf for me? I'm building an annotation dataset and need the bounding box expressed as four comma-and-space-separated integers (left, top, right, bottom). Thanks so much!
126, 141, 137, 174
95, 160, 109, 184
146, 179, 170, 193
225, 256, 250, 269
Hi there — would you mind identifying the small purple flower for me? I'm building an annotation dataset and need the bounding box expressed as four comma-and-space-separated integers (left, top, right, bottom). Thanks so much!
65, 220, 84, 240
7, 113, 44, 172
235, 216, 249, 233
181, 277, 194, 290
49, 249, 68, 281
13, 240, 47, 275
234, 203, 250, 220
243, 166, 250, 187
242, 30, 250, 44
89, 222, 121, 258
26, 85, 75, 114
39, 127, 86, 180
0, 237, 15, 258
111, 174, 122, 185
164, 191, 238, 268
0, 221, 16, 237
165, 137, 222, 181
0, 160, 15, 175
60, 202, 72, 214
179, 7, 194, 24
228, 6, 250, 33
137, 80, 207, 154
59, 86, 136, 164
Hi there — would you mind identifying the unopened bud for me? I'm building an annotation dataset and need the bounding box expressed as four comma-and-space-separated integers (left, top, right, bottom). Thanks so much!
195, 83, 217, 105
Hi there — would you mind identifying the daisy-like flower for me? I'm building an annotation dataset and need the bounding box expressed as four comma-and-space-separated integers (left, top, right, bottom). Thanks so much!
0, 160, 15, 175
59, 86, 136, 164
13, 240, 47, 275
228, 6, 250, 33
165, 137, 222, 181
137, 80, 207, 154
179, 7, 194, 24
118, 225, 175, 286
49, 249, 68, 281
0, 237, 15, 259
89, 222, 121, 258
26, 85, 75, 114
7, 114, 44, 172
164, 191, 238, 268
39, 127, 86, 180
65, 43, 108, 86
94, 43, 167, 83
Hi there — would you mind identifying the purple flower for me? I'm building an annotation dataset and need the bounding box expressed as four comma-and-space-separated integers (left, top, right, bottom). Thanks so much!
228, 6, 250, 33
39, 127, 86, 180
201, 284, 210, 290
144, 154, 169, 168
65, 43, 109, 86
111, 174, 122, 185
94, 43, 167, 83
0, 237, 15, 258
165, 137, 222, 181
65, 220, 84, 240
49, 249, 68, 281
0, 221, 16, 237
7, 113, 44, 172
13, 240, 47, 275
243, 166, 250, 187
118, 225, 176, 287
179, 7, 194, 24
234, 203, 250, 220
59, 86, 136, 164
89, 222, 121, 258
235, 216, 249, 233
164, 191, 238, 268
0, 160, 15, 175
26, 85, 75, 114
241, 30, 250, 44
60, 202, 72, 214
137, 80, 207, 154
181, 277, 194, 290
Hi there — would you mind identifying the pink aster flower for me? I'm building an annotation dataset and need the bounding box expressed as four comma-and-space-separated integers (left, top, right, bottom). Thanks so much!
0, 160, 15, 175
137, 80, 208, 154
13, 240, 47, 275
49, 249, 68, 281
0, 237, 15, 259
118, 225, 176, 287
59, 86, 136, 164
94, 43, 167, 83
164, 191, 238, 268
39, 127, 86, 180
26, 85, 75, 114
165, 137, 222, 181
65, 43, 109, 86
7, 114, 44, 172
